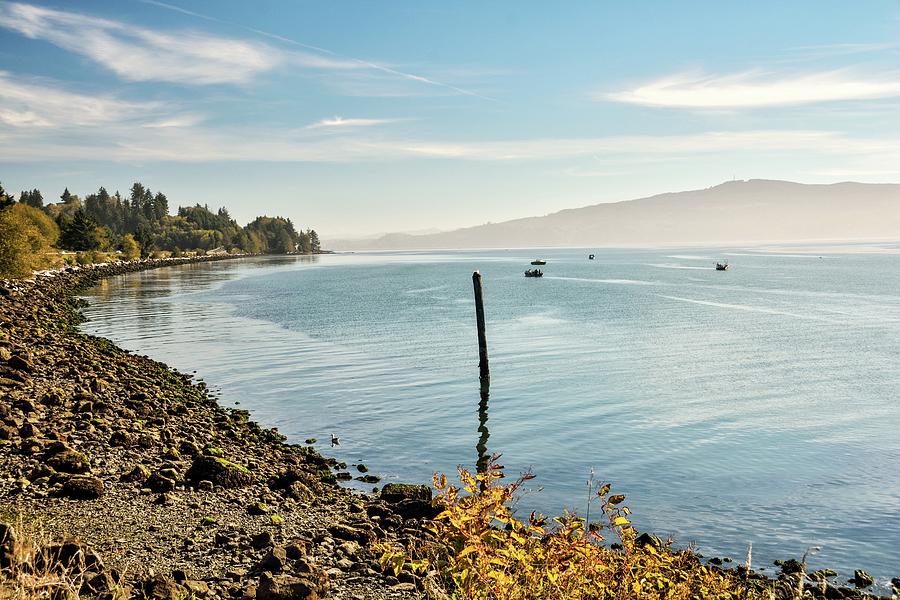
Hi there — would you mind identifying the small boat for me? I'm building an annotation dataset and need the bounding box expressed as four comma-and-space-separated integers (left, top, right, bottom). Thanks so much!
715, 261, 729, 271
524, 269, 543, 278
588, 254, 595, 260
530, 259, 546, 265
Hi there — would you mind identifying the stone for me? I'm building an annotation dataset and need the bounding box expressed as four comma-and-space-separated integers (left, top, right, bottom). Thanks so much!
186, 455, 253, 489
379, 483, 435, 519
183, 580, 210, 597
60, 476, 105, 499
851, 569, 874, 588
109, 430, 134, 447
635, 532, 663, 550
146, 470, 177, 493
259, 546, 288, 572
338, 541, 360, 557
45, 448, 91, 474
327, 524, 370, 544
121, 464, 151, 484
251, 531, 274, 549
144, 574, 183, 599
248, 502, 271, 515
284, 542, 306, 560
257, 574, 325, 600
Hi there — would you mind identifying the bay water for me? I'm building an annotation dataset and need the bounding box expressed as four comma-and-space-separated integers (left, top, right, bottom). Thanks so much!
79, 248, 900, 584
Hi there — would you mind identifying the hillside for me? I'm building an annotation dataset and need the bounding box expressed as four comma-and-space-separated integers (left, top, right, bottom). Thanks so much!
327, 180, 900, 250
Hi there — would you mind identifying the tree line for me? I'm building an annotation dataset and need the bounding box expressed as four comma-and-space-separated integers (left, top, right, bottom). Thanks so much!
0, 180, 321, 278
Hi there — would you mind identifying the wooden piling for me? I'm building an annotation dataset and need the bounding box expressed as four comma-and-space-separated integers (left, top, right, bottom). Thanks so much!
472, 271, 490, 394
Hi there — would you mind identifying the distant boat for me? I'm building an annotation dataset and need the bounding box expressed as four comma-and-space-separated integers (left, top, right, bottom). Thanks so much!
588, 254, 595, 260
531, 259, 546, 265
524, 269, 543, 278
715, 261, 729, 271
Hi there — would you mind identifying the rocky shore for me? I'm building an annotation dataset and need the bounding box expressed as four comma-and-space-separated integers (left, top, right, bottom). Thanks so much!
1, 257, 897, 600
0, 257, 432, 599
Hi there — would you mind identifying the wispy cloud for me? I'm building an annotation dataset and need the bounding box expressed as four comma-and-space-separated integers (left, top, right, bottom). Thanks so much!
0, 71, 156, 127
0, 2, 354, 85
606, 69, 900, 108
140, 0, 496, 100
7, 126, 900, 166
141, 114, 205, 128
306, 116, 402, 129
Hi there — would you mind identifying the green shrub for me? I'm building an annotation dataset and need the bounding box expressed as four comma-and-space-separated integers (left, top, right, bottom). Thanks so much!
0, 204, 59, 278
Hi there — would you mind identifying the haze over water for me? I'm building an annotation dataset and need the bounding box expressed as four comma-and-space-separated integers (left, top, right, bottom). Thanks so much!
79, 249, 900, 585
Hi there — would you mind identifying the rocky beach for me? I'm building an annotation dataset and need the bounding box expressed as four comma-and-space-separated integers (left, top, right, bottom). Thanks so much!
0, 257, 432, 599
0, 258, 897, 600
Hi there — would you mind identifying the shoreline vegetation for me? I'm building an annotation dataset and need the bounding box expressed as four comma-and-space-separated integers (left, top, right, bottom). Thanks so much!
1, 257, 897, 599
0, 180, 321, 280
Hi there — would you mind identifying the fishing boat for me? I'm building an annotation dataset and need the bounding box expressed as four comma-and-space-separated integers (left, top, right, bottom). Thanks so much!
524, 269, 543, 278
715, 261, 729, 271
530, 259, 546, 265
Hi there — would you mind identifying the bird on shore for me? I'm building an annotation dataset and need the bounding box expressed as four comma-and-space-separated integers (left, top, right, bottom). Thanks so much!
331, 433, 340, 447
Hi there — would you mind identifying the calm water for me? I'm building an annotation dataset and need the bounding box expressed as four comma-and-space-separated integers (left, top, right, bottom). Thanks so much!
79, 249, 900, 584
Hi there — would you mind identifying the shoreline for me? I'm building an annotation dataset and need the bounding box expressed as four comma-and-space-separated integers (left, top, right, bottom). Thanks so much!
0, 257, 429, 599
1, 258, 896, 599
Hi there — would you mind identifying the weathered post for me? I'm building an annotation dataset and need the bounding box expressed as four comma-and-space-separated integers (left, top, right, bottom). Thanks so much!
472, 271, 490, 395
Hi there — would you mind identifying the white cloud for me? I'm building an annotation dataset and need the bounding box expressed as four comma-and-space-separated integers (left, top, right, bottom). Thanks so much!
142, 114, 205, 128
0, 2, 356, 85
0, 71, 156, 127
6, 126, 900, 166
606, 69, 900, 108
306, 116, 401, 129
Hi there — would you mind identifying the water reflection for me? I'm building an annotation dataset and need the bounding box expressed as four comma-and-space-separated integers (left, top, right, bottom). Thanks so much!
476, 390, 490, 473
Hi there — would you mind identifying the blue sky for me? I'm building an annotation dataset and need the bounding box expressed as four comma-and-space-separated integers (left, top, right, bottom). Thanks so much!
2, 1, 900, 237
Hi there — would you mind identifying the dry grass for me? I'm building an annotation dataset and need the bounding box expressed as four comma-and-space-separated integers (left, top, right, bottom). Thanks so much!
0, 518, 123, 600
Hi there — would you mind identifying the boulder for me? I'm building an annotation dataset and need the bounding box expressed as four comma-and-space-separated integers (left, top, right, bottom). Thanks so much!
380, 483, 431, 504
144, 574, 184, 600
851, 569, 874, 589
121, 464, 150, 484
45, 448, 91, 474
186, 456, 253, 489
258, 546, 287, 572
60, 476, 105, 500
257, 572, 328, 600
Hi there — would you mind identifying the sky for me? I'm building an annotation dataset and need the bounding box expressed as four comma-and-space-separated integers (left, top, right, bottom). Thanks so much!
2, 1, 900, 238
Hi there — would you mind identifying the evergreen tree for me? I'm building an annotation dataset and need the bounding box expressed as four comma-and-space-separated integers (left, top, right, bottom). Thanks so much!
134, 225, 154, 259
152, 192, 168, 221
307, 229, 321, 253
19, 189, 43, 209
0, 182, 13, 211
60, 187, 73, 204
59, 209, 102, 251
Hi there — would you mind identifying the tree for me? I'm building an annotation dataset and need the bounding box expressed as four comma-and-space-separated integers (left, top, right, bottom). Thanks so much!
60, 187, 73, 204
152, 192, 168, 221
19, 189, 43, 209
0, 204, 59, 278
134, 225, 154, 259
0, 182, 12, 210
307, 229, 321, 253
59, 209, 102, 251
121, 234, 140, 261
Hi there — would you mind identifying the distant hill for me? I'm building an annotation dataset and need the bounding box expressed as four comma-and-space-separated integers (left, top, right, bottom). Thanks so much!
326, 180, 900, 250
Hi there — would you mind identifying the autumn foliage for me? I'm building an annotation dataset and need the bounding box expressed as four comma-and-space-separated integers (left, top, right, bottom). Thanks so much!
380, 459, 759, 599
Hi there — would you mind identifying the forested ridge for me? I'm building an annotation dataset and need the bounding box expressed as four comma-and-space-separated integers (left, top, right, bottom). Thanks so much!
0, 180, 320, 278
